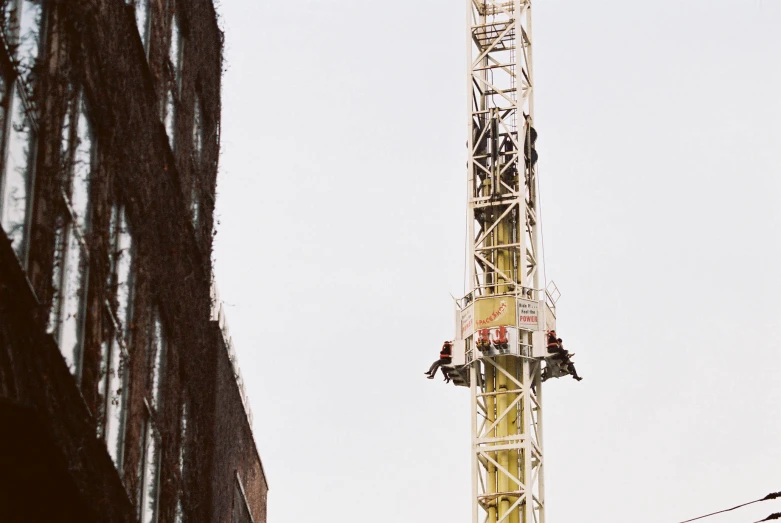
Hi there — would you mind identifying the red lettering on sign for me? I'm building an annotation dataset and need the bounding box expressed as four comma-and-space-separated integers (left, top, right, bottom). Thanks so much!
476, 302, 508, 326
461, 317, 473, 335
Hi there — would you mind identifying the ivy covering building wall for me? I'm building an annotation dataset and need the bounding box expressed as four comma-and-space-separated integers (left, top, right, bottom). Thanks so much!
0, 2, 268, 522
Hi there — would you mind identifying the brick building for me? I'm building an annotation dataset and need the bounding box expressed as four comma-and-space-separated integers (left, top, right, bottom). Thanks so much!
0, 1, 268, 522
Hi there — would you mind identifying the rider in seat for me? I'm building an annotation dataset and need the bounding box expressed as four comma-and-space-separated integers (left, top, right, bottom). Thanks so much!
547, 330, 564, 357
425, 341, 453, 382
557, 338, 583, 381
543, 331, 583, 382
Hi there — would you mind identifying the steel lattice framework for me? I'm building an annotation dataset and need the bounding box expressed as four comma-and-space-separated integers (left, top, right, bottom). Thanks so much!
466, 2, 544, 523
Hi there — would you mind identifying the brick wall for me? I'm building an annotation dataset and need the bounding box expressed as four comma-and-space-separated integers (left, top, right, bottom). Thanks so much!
0, 1, 267, 521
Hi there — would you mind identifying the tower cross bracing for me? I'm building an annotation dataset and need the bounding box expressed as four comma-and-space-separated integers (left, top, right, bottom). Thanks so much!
464, 2, 545, 523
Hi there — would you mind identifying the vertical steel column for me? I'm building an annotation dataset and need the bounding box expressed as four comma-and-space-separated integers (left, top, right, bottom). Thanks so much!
467, 2, 544, 522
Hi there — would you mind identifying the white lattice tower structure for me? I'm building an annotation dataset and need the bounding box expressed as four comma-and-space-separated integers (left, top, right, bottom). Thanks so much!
465, 2, 545, 523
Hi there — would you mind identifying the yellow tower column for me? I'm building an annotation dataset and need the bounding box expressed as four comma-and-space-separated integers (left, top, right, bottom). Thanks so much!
466, 2, 544, 523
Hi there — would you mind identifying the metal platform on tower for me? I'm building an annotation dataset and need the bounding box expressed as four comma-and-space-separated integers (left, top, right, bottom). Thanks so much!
441, 281, 561, 389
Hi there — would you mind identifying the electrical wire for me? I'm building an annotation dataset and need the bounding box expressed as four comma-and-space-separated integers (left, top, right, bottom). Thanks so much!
464, 156, 470, 296
535, 149, 547, 290
677, 492, 781, 523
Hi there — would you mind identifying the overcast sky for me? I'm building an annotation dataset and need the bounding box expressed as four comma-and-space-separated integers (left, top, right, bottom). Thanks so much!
212, 1, 781, 522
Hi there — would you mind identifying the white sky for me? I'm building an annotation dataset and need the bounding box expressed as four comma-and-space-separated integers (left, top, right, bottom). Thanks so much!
213, 1, 781, 522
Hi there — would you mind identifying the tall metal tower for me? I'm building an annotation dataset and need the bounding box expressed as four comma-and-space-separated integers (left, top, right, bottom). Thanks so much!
450, 2, 557, 523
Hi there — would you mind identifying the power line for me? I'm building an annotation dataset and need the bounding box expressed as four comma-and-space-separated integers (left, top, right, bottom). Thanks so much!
677, 491, 781, 523
754, 512, 781, 523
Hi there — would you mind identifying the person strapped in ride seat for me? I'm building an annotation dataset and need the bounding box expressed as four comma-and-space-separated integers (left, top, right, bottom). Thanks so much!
425, 341, 453, 382
546, 330, 564, 357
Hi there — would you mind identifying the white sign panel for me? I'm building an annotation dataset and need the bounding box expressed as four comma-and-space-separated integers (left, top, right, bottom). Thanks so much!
451, 339, 466, 365
516, 298, 539, 330
532, 330, 548, 358
460, 304, 475, 339
544, 301, 556, 332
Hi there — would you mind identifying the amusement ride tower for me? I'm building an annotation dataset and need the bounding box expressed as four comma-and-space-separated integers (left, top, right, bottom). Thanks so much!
444, 2, 561, 523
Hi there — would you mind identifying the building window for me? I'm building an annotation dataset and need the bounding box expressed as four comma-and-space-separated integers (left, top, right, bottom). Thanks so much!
111, 205, 135, 336
163, 88, 175, 147
97, 202, 135, 474
134, 0, 151, 56
1, 0, 43, 83
48, 91, 94, 380
190, 95, 203, 230
190, 181, 199, 230
191, 96, 202, 163
175, 499, 184, 523
0, 0, 43, 263
0, 79, 35, 259
169, 11, 182, 93
138, 407, 161, 523
178, 395, 188, 477
163, 6, 182, 148
103, 330, 130, 471
147, 304, 167, 411
14, 0, 42, 78
137, 304, 167, 520
175, 394, 188, 523
232, 474, 255, 523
